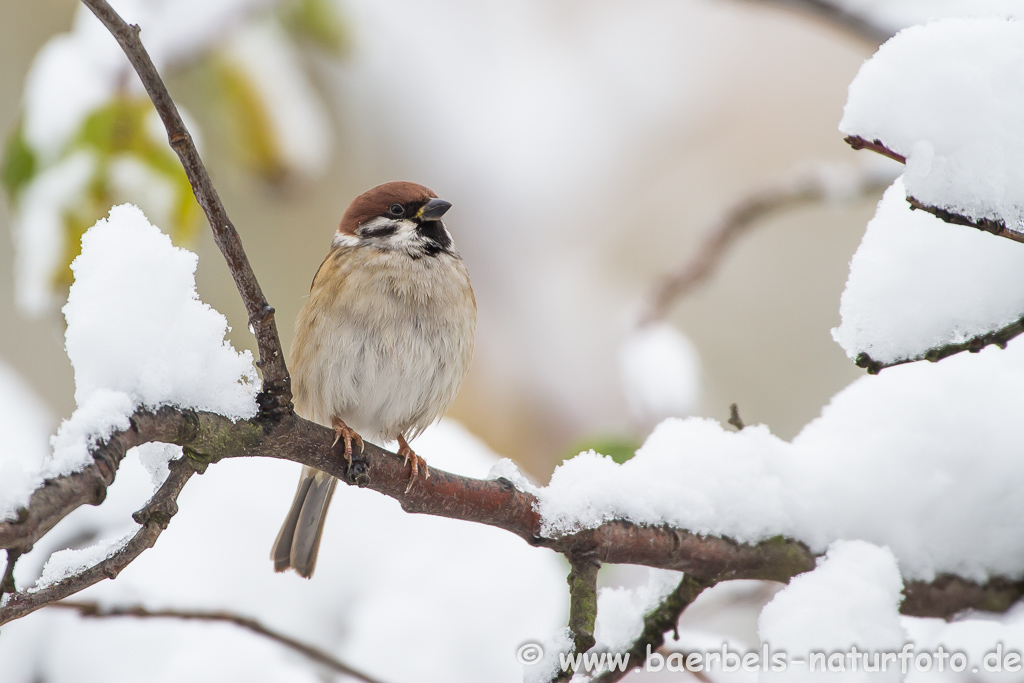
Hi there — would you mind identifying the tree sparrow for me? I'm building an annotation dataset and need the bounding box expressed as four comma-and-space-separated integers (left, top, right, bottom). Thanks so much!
272, 181, 476, 578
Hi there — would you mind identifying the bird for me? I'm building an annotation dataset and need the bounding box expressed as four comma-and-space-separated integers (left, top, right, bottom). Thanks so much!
271, 181, 476, 578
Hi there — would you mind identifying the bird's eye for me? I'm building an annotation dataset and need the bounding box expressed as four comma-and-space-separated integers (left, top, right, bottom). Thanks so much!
387, 203, 405, 217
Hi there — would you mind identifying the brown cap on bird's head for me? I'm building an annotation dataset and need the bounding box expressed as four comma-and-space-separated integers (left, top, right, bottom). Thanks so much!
338, 181, 440, 235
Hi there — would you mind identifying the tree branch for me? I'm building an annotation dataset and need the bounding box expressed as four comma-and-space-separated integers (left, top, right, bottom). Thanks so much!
7, 0, 1020, 658
0, 407, 201, 556
640, 163, 892, 326
855, 314, 1024, 374
48, 600, 385, 683
844, 135, 1024, 246
592, 574, 714, 683
1, 456, 194, 625
842, 134, 1024, 372
555, 557, 600, 681
730, 0, 892, 46
3, 406, 1020, 626
79, 0, 291, 411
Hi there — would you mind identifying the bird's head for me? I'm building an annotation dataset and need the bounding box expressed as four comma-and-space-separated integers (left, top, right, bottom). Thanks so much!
335, 181, 455, 258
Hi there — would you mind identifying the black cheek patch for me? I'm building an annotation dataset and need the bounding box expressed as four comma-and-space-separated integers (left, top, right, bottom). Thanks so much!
360, 223, 398, 238
417, 220, 452, 253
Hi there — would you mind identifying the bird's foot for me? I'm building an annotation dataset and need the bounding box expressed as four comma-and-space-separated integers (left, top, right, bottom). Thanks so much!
331, 417, 364, 473
397, 434, 429, 493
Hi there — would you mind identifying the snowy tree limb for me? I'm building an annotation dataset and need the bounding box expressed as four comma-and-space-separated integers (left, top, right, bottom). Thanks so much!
3, 405, 1022, 628
842, 135, 1024, 371
1, 456, 194, 625
731, 0, 892, 45
592, 574, 714, 683
640, 163, 892, 326
6, 2, 1022, 672
0, 407, 197, 556
844, 135, 1024, 246
48, 601, 385, 683
80, 0, 292, 414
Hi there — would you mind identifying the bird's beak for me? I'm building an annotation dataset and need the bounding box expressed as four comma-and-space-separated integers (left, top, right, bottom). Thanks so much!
418, 198, 452, 221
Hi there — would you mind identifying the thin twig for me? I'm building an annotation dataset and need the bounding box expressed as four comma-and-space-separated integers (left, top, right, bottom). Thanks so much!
1, 457, 194, 625
844, 135, 906, 164
0, 458, 192, 626
641, 163, 893, 325
79, 0, 291, 412
49, 600, 385, 683
727, 404, 745, 431
592, 575, 715, 683
844, 135, 1024, 245
731, 0, 892, 45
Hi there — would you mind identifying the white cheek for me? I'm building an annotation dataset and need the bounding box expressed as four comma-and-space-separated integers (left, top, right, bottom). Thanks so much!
332, 232, 359, 248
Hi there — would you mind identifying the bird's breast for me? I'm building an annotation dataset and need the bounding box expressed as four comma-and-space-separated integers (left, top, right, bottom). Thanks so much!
289, 246, 476, 441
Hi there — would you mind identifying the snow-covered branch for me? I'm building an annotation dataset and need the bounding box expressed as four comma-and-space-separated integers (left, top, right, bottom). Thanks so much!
4, 403, 1023, 630
2, 453, 194, 625
845, 135, 1024, 246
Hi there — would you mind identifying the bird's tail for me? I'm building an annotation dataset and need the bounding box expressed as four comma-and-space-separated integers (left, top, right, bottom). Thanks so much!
271, 465, 338, 578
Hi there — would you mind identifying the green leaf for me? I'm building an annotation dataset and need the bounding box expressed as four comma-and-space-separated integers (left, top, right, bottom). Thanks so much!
282, 0, 350, 55
207, 57, 287, 182
46, 96, 202, 288
564, 435, 641, 465
1, 122, 37, 203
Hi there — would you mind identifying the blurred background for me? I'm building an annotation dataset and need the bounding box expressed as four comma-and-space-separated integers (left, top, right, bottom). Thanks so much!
2, 2, 1007, 681
0, 0, 889, 479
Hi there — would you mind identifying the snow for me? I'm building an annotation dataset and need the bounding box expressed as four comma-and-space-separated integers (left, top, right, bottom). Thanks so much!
46, 204, 257, 479
532, 336, 1024, 582
840, 18, 1024, 232
135, 442, 183, 489
0, 361, 53, 523
521, 628, 574, 683
2, 419, 567, 683
593, 568, 682, 652
22, 35, 119, 164
620, 323, 700, 425
758, 541, 905, 682
34, 529, 138, 590
11, 151, 97, 315
832, 177, 1024, 365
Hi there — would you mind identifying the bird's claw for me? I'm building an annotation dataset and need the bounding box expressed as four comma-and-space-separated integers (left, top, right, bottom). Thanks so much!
397, 435, 429, 493
331, 417, 364, 474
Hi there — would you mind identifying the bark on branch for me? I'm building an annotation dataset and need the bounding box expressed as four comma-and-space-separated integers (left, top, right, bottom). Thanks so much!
80, 0, 291, 413
5, 2, 1021, 674
3, 406, 1020, 627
